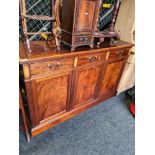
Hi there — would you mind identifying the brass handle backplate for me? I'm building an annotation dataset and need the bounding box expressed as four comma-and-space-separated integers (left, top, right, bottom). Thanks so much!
47, 62, 61, 70
88, 56, 98, 62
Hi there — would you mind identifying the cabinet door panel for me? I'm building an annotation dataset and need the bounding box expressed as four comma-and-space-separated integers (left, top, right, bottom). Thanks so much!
98, 60, 124, 97
36, 74, 70, 121
75, 0, 96, 33
74, 66, 101, 106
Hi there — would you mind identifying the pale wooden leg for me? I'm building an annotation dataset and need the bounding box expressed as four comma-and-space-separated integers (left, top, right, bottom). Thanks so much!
55, 36, 61, 50
26, 38, 32, 53
97, 42, 100, 48
71, 46, 76, 52
90, 44, 94, 49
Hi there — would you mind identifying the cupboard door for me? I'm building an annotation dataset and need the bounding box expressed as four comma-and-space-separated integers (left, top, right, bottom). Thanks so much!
34, 73, 72, 122
74, 65, 101, 107
98, 60, 125, 97
75, 0, 97, 33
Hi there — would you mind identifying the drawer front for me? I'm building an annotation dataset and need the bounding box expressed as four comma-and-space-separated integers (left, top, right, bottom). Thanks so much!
30, 58, 74, 78
78, 53, 107, 67
74, 36, 92, 44
108, 49, 129, 60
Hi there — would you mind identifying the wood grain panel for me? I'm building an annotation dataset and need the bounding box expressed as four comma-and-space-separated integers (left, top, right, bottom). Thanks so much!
36, 74, 69, 121
74, 66, 101, 106
98, 60, 124, 97
78, 52, 107, 67
32, 91, 116, 137
75, 0, 96, 33
30, 58, 73, 78
108, 49, 129, 61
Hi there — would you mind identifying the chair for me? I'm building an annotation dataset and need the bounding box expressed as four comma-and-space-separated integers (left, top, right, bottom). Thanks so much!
19, 0, 61, 53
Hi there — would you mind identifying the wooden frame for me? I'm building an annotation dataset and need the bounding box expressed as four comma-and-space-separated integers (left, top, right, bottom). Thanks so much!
19, 0, 61, 52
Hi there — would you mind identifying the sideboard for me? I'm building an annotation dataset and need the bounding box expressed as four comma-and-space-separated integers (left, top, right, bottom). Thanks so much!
19, 40, 133, 138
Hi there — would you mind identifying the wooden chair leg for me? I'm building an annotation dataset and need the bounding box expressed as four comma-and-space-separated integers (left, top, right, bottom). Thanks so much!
19, 91, 31, 142
55, 36, 61, 50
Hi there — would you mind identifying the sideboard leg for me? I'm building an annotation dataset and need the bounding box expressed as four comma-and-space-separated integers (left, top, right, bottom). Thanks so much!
19, 90, 31, 142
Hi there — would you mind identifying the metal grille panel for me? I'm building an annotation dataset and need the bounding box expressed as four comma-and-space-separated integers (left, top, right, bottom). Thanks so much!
19, 0, 52, 41
19, 0, 117, 40
99, 0, 116, 30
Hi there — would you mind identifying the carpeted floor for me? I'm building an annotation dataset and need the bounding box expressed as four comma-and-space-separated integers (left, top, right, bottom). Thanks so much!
19, 93, 135, 155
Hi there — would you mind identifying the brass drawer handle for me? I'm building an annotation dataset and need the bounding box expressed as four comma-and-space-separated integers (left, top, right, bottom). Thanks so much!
116, 51, 123, 56
85, 38, 88, 41
88, 56, 98, 62
56, 62, 61, 67
47, 64, 52, 70
47, 62, 61, 70
79, 37, 89, 42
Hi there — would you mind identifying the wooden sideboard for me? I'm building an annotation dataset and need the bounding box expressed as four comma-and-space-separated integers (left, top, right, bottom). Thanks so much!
19, 40, 133, 138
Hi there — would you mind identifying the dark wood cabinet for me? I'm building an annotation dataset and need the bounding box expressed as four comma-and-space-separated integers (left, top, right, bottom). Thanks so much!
20, 40, 132, 139
25, 72, 73, 128
35, 73, 71, 122
73, 65, 102, 108
98, 59, 125, 98
61, 0, 102, 51
75, 0, 97, 33
25, 58, 74, 127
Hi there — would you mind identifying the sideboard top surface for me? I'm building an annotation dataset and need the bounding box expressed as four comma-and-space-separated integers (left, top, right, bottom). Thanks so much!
19, 40, 133, 64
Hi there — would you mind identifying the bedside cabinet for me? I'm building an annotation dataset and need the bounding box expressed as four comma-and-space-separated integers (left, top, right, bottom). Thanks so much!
61, 0, 102, 51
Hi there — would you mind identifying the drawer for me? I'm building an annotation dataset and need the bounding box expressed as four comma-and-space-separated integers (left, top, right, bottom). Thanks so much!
30, 58, 74, 78
108, 49, 129, 60
78, 53, 107, 67
74, 36, 92, 44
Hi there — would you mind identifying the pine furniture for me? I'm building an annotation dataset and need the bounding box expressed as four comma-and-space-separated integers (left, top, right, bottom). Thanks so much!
115, 0, 135, 93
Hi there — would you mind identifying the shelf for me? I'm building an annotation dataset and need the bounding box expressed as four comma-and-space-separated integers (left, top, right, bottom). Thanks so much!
22, 15, 55, 21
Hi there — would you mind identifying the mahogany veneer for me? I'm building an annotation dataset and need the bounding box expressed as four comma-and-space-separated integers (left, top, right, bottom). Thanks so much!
61, 0, 102, 51
19, 40, 133, 139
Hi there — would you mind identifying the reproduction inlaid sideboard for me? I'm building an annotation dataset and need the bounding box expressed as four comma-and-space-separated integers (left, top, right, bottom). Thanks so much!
19, 40, 133, 138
